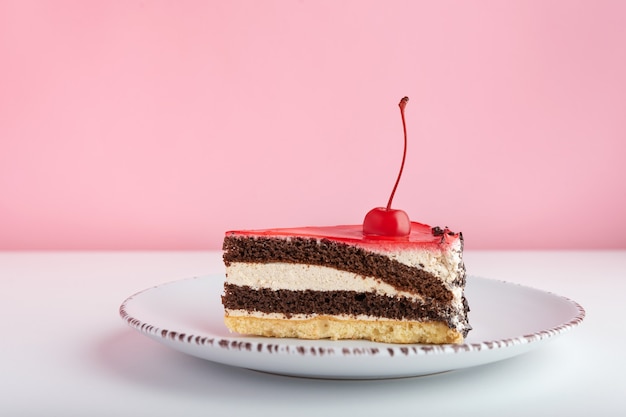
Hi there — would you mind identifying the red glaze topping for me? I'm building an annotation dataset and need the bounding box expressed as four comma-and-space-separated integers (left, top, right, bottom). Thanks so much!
226, 222, 461, 251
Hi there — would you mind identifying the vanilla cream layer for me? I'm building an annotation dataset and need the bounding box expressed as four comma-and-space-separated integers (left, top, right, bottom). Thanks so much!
226, 262, 465, 305
226, 262, 424, 299
371, 242, 464, 284
225, 309, 414, 322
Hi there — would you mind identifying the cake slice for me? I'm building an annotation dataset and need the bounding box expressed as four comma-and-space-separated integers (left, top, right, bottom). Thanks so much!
221, 222, 470, 344
222, 96, 470, 344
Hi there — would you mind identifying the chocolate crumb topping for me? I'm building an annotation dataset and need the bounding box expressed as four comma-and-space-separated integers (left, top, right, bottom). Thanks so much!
432, 226, 445, 236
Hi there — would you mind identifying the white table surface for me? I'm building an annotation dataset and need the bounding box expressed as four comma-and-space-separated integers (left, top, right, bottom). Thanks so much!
1, 250, 624, 416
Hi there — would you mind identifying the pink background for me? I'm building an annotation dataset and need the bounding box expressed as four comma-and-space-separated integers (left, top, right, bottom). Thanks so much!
1, 1, 625, 250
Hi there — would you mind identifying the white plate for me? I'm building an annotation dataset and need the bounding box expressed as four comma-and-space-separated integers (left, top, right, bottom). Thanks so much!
120, 275, 585, 379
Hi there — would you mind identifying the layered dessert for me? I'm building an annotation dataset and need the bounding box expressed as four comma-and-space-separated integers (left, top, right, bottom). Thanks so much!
221, 96, 470, 344
222, 223, 470, 344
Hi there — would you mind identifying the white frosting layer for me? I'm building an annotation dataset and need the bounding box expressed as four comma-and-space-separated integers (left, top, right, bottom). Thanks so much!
226, 263, 423, 299
225, 262, 466, 316
225, 309, 415, 321
370, 241, 463, 285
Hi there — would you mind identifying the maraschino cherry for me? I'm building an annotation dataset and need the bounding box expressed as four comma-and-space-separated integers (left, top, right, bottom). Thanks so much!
363, 96, 411, 237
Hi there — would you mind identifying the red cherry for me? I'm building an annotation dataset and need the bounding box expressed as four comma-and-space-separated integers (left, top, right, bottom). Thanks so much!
363, 207, 411, 236
363, 96, 411, 237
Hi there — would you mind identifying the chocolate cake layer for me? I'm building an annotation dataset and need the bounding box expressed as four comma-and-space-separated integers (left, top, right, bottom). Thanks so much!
223, 284, 470, 337
223, 236, 455, 303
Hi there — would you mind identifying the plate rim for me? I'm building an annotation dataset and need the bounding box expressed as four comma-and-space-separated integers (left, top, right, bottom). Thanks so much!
119, 274, 586, 358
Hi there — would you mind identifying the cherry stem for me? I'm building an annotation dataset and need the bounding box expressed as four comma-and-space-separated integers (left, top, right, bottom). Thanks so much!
386, 96, 409, 210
